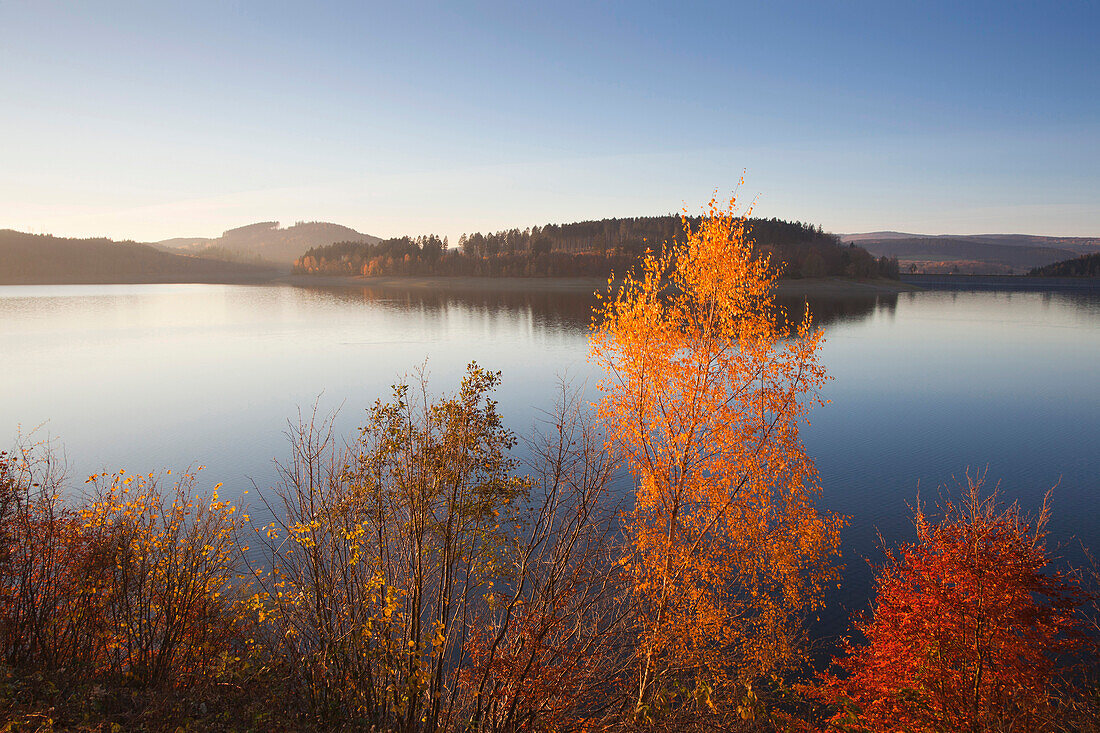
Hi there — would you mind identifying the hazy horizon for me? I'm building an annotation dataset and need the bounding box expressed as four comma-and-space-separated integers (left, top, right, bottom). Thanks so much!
7, 219, 1100, 249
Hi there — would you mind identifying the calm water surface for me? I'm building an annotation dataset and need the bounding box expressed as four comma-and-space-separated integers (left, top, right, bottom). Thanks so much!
3, 282, 1098, 636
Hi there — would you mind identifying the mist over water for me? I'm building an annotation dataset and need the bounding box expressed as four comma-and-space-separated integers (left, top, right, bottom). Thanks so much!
3, 282, 1098, 639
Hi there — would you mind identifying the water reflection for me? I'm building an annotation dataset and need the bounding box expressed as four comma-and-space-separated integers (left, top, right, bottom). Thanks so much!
296, 281, 899, 334
1046, 289, 1100, 315
777, 293, 897, 329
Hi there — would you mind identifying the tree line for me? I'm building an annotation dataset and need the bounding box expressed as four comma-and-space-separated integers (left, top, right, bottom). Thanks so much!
1030, 251, 1100, 277
292, 216, 901, 280
3, 201, 1091, 731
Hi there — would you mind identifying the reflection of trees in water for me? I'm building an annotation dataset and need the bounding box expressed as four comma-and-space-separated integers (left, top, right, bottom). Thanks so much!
298, 283, 600, 331
298, 283, 897, 334
1039, 289, 1100, 316
777, 293, 897, 330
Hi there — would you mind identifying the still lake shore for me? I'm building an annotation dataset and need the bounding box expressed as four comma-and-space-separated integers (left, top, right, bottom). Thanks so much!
279, 274, 923, 296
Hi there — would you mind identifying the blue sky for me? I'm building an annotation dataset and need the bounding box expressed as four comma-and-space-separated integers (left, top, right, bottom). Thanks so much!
1, 0, 1097, 241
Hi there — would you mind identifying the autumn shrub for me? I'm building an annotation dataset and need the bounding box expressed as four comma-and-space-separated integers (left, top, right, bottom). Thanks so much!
248, 366, 627, 731
457, 382, 630, 731
813, 476, 1091, 732
246, 400, 419, 724
590, 194, 844, 724
0, 442, 110, 676
80, 468, 246, 687
0, 440, 247, 695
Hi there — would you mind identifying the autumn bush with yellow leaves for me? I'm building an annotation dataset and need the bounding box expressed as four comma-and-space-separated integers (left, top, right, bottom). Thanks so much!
241, 367, 626, 731
0, 447, 245, 687
81, 468, 245, 686
0, 443, 268, 730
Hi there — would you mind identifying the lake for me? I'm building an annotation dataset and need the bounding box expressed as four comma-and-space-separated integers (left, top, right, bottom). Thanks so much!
2, 280, 1099, 639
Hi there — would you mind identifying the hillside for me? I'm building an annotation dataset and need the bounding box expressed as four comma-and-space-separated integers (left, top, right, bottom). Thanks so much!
1029, 252, 1100, 277
844, 231, 1100, 250
842, 231, 924, 243
842, 232, 1100, 274
855, 237, 1076, 273
0, 230, 278, 285
158, 221, 381, 265
154, 237, 214, 249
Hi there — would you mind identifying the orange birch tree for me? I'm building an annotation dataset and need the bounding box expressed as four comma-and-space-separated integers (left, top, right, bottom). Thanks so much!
589, 194, 843, 721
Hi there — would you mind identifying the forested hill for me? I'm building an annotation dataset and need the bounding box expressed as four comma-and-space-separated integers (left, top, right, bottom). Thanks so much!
294, 216, 899, 279
157, 221, 381, 265
1029, 252, 1100, 277
0, 230, 278, 285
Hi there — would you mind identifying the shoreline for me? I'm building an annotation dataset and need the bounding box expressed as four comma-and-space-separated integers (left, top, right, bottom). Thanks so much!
900, 274, 1100, 291
277, 274, 610, 293
279, 274, 923, 296
16, 272, 1097, 295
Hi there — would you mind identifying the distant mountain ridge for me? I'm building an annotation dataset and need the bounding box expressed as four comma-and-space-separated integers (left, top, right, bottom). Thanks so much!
0, 229, 277, 285
156, 221, 381, 265
841, 232, 1100, 274
842, 231, 1100, 249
